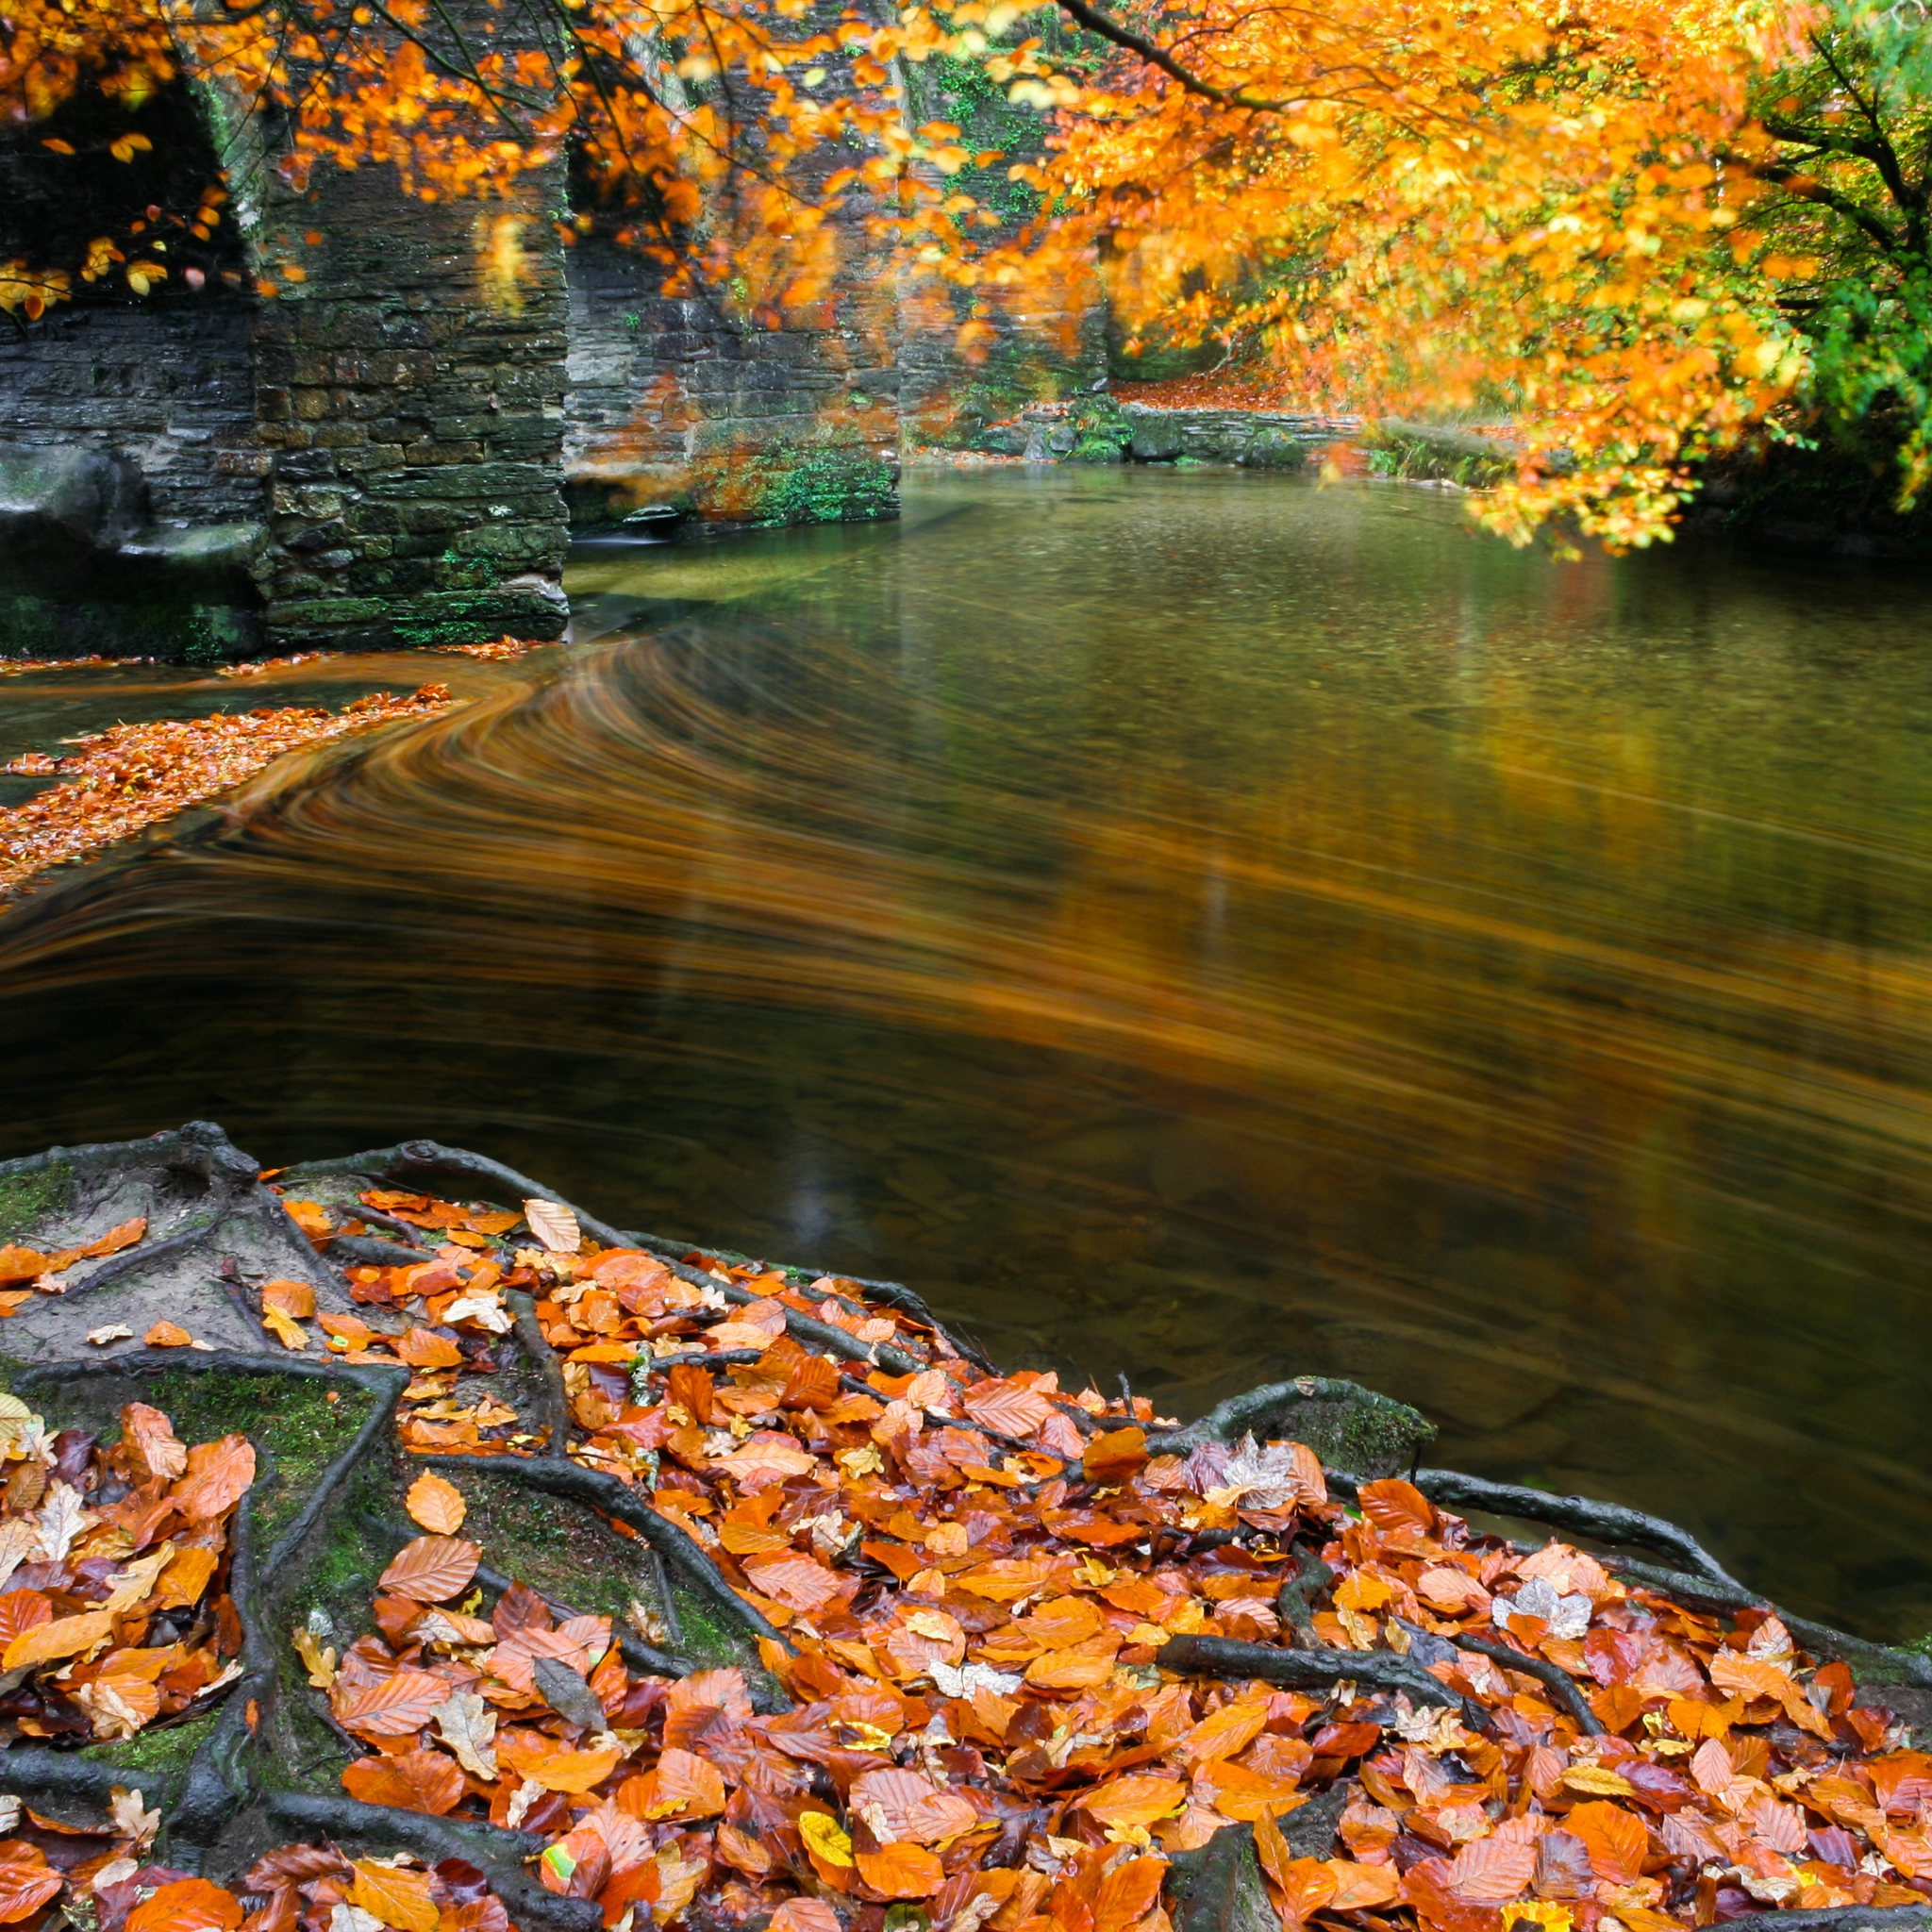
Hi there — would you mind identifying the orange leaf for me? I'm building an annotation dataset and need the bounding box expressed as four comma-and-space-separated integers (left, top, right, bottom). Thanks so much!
4, 1607, 113, 1671
125, 1877, 244, 1932
145, 1323, 192, 1349
1093, 1856, 1165, 1932
404, 1473, 467, 1535
173, 1436, 256, 1523
0, 1853, 60, 1925
1080, 1774, 1186, 1829
156, 1546, 219, 1610
260, 1278, 315, 1318
1326, 1862, 1402, 1910
341, 1750, 465, 1816
1447, 1836, 1537, 1905
627, 1746, 726, 1820
855, 1843, 945, 1899
1566, 1801, 1648, 1885
394, 1327, 463, 1370
378, 1534, 480, 1603
350, 1861, 438, 1932
331, 1668, 448, 1737
516, 1741, 625, 1794
77, 1216, 146, 1260
1082, 1426, 1148, 1483
1356, 1478, 1437, 1537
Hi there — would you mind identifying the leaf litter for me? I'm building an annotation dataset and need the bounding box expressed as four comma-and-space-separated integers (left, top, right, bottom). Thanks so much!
2, 1180, 1926, 1932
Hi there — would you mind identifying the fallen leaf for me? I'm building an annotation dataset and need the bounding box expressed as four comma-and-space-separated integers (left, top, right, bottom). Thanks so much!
125, 1876, 243, 1932
432, 1691, 497, 1778
378, 1534, 480, 1603
855, 1842, 945, 1898
524, 1199, 581, 1254
3, 1607, 113, 1670
341, 1751, 465, 1817
144, 1322, 193, 1348
88, 1324, 134, 1346
349, 1860, 438, 1932
404, 1472, 467, 1534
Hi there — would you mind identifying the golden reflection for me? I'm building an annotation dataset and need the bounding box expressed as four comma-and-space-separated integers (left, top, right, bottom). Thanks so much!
3, 472, 1932, 1635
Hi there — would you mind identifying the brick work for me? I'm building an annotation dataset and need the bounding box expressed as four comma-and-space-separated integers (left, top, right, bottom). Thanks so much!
253, 164, 572, 649
0, 50, 1106, 655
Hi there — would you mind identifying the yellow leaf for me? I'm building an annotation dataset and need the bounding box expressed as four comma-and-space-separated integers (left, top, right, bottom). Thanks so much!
261, 1306, 307, 1351
798, 1811, 854, 1867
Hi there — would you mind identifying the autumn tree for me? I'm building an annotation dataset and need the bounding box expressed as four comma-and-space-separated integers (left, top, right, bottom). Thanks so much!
1, 0, 1924, 545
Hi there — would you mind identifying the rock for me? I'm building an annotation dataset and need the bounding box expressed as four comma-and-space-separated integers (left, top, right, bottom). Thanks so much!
0, 443, 148, 552
1149, 1374, 1436, 1478
1240, 428, 1307, 471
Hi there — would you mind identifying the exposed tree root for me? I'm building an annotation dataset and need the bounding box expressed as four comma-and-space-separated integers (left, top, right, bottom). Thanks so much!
1408, 1467, 1747, 1590
1155, 1634, 1493, 1730
1444, 1630, 1605, 1735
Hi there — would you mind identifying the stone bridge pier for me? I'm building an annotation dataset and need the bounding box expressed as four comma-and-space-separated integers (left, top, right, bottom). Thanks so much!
0, 57, 1106, 658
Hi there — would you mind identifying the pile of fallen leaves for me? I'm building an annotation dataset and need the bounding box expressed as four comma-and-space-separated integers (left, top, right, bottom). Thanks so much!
0, 688, 456, 899
0, 1397, 251, 1747
247, 1186, 1932, 1932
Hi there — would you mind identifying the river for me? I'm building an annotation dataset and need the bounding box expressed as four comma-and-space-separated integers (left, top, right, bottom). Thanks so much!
4, 466, 1931, 1640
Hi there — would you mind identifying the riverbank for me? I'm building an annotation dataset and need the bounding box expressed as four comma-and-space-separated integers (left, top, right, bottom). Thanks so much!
0, 1122, 1926, 1932
0, 639, 547, 904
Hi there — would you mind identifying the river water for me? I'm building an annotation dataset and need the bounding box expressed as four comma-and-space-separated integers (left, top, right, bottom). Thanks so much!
4, 467, 1932, 1640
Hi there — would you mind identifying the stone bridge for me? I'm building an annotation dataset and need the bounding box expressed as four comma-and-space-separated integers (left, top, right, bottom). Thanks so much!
0, 62, 1104, 658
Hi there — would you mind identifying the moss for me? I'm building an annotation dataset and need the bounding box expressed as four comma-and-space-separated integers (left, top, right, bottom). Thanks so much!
0, 1162, 71, 1243
124, 1371, 375, 1548
82, 1709, 215, 1781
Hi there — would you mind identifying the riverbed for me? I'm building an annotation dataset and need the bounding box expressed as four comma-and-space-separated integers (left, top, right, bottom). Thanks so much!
4, 467, 1931, 1639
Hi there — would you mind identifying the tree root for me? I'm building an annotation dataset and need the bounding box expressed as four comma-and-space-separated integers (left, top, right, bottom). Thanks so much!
421, 1454, 791, 1655
1409, 1468, 1746, 1591
1668, 1907, 1932, 1932
265, 1795, 599, 1932
1447, 1629, 1605, 1735
1155, 1633, 1492, 1731
1607, 1557, 1932, 1690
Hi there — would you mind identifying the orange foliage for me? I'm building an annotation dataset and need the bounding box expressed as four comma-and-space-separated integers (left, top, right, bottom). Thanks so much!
0, 0, 1824, 540
0, 688, 457, 901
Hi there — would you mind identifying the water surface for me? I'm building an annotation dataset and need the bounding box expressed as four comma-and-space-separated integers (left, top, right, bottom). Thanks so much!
5, 468, 1932, 1638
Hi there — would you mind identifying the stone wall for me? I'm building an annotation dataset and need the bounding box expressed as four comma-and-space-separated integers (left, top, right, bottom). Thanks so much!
252, 165, 572, 649
563, 235, 901, 527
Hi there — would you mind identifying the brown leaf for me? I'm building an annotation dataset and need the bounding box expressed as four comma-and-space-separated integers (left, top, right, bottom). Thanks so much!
378, 1534, 480, 1604
341, 1750, 465, 1817
123, 1406, 188, 1475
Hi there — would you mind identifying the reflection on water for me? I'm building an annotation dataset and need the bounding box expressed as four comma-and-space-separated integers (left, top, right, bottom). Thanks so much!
4, 469, 1932, 1637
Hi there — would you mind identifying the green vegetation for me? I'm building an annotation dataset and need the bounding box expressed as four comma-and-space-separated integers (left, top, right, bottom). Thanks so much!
0, 1161, 71, 1243
83, 1709, 216, 1784
129, 1370, 375, 1547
